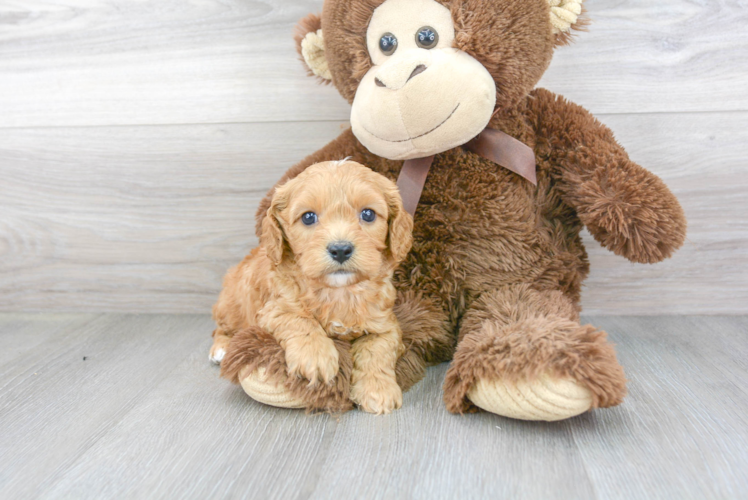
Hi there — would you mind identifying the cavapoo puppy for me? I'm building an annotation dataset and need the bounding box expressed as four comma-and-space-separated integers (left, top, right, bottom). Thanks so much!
210, 160, 413, 414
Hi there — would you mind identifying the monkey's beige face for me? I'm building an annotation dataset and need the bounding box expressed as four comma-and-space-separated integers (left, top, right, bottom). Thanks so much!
350, 0, 496, 160
274, 163, 396, 288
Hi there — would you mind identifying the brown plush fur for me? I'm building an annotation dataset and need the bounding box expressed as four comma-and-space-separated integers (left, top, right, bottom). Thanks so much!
216, 161, 413, 414
239, 0, 686, 415
442, 284, 626, 413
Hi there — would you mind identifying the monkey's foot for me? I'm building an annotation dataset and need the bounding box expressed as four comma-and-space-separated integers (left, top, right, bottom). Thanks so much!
467, 374, 593, 421
239, 366, 305, 409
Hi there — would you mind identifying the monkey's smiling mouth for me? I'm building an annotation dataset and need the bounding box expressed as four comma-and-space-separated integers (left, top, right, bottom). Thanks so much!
364, 103, 460, 143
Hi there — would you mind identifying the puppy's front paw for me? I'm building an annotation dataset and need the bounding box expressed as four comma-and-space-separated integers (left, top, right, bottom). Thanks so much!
351, 376, 403, 415
209, 346, 226, 364
285, 334, 339, 385
209, 336, 230, 365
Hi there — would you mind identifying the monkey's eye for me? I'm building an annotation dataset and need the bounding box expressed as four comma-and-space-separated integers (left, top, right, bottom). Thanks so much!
301, 212, 318, 226
379, 33, 398, 56
415, 26, 438, 49
360, 209, 376, 223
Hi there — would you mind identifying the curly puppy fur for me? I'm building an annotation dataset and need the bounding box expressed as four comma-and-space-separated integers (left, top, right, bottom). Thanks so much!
248, 0, 686, 414
214, 161, 413, 414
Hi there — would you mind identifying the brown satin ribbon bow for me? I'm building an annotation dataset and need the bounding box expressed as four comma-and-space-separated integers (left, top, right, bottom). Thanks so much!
396, 128, 537, 216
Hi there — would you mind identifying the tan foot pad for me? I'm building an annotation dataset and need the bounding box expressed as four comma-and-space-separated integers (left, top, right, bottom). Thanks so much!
239, 367, 305, 409
467, 374, 593, 421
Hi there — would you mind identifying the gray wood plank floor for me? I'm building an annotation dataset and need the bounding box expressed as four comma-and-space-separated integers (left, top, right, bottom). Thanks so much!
1, 314, 746, 499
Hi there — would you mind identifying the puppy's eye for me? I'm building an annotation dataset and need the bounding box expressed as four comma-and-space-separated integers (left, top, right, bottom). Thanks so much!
415, 26, 438, 49
360, 209, 376, 223
301, 212, 318, 226
379, 33, 398, 56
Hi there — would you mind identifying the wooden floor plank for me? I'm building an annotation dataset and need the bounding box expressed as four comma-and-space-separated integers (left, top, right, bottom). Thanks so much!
1, 112, 745, 314
0, 314, 211, 499
0, 313, 96, 368
43, 340, 596, 500
570, 316, 748, 499
0, 314, 735, 500
312, 371, 596, 500
0, 0, 746, 128
41, 336, 344, 500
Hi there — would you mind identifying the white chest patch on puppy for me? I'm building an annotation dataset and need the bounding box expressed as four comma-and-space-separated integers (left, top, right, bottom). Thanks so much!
326, 271, 356, 288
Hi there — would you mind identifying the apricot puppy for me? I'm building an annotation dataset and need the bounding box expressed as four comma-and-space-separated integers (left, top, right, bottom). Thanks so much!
210, 160, 413, 414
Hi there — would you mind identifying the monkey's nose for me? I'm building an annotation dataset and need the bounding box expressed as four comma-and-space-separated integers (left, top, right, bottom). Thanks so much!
375, 67, 427, 88
373, 50, 431, 90
328, 242, 354, 264
407, 64, 427, 82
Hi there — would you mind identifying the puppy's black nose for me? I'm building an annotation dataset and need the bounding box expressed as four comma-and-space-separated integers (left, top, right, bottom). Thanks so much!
328, 242, 354, 264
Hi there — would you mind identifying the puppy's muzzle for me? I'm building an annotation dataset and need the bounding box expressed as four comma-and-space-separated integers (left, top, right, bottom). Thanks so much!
328, 241, 354, 264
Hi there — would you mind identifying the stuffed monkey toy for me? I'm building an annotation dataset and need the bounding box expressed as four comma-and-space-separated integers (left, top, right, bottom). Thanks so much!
220, 0, 686, 421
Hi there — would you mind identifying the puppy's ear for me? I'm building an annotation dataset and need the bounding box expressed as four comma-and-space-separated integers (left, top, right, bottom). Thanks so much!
260, 187, 290, 265
260, 209, 285, 266
385, 186, 414, 265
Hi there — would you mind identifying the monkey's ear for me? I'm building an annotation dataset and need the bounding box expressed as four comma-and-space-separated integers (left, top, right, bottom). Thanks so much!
548, 0, 588, 46
294, 13, 333, 83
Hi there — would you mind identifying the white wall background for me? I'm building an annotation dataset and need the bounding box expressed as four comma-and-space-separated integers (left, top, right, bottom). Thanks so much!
0, 0, 746, 314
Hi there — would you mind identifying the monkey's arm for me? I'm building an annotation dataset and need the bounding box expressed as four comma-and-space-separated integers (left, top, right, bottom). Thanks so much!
530, 89, 686, 264
255, 128, 373, 236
